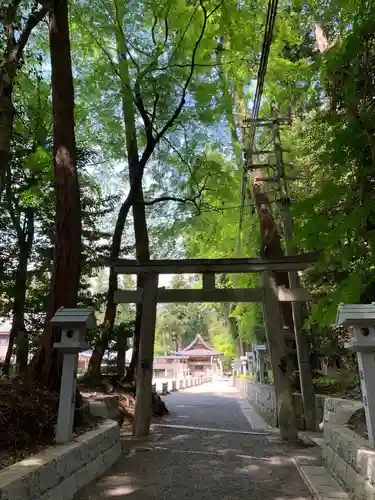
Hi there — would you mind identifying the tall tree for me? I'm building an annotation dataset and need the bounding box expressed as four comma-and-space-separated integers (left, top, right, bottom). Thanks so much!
32, 0, 81, 388
78, 0, 224, 380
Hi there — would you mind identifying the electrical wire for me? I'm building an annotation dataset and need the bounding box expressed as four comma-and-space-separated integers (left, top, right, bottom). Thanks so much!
236, 0, 279, 255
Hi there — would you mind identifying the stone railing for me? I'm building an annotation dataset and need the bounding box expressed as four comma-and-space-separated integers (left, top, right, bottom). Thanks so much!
153, 375, 212, 395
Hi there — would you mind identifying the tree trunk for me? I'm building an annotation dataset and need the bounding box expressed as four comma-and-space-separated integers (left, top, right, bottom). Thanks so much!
237, 85, 293, 328
251, 168, 295, 329
32, 0, 81, 390
271, 108, 316, 431
87, 2, 151, 379
86, 202, 130, 379
127, 165, 151, 381
15, 209, 34, 373
115, 0, 151, 383
0, 67, 16, 197
3, 329, 15, 376
123, 282, 142, 383
12, 239, 30, 374
3, 202, 34, 375
85, 180, 150, 381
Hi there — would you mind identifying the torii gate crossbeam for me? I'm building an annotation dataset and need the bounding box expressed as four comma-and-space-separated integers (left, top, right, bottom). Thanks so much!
103, 250, 320, 440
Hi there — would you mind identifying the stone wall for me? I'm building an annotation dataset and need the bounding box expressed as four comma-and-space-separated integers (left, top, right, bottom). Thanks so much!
235, 378, 279, 426
235, 378, 326, 429
0, 419, 121, 500
234, 378, 353, 430
323, 425, 375, 499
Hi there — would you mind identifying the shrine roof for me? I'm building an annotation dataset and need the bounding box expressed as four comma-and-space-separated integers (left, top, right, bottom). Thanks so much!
154, 355, 189, 360
176, 334, 223, 357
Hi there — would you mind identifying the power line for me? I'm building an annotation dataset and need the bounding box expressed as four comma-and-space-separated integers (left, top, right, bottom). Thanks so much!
236, 0, 279, 255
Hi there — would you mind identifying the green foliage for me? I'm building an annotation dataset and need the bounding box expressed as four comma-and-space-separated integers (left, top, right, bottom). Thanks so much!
312, 371, 360, 396
155, 275, 210, 355
4, 0, 375, 375
0, 65, 118, 344
287, 2, 375, 325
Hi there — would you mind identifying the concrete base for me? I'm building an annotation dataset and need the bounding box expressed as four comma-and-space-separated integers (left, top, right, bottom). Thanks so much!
0, 420, 121, 500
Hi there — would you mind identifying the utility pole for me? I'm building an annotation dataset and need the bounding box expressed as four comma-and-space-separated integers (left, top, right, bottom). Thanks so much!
270, 101, 317, 431
242, 115, 299, 441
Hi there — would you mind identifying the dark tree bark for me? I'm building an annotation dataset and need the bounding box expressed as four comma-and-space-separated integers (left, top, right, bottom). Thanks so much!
32, 0, 81, 390
14, 208, 34, 372
3, 174, 35, 375
0, 61, 16, 198
126, 163, 151, 383
123, 308, 141, 383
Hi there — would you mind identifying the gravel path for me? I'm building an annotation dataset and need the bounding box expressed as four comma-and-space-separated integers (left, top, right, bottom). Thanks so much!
75, 380, 312, 499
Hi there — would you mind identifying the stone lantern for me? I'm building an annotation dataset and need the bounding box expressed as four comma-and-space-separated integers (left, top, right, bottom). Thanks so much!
246, 351, 254, 376
253, 345, 267, 383
336, 303, 375, 447
51, 307, 97, 444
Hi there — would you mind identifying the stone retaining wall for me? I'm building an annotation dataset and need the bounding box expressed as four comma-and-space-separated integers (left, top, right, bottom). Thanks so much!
323, 425, 375, 499
0, 419, 121, 500
235, 378, 326, 429
234, 378, 361, 430
236, 378, 371, 497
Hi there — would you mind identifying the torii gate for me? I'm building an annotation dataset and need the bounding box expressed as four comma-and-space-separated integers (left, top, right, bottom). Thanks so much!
105, 251, 319, 440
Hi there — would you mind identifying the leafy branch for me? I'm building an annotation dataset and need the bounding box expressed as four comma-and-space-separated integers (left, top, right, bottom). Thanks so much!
2, 1, 51, 62
139, 0, 225, 166
141, 176, 220, 216
17, 1, 51, 58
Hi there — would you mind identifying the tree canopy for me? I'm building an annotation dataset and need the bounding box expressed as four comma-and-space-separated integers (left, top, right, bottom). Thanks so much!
1, 0, 374, 385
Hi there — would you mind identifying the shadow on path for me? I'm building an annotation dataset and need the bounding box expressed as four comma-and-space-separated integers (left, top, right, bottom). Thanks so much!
75, 381, 313, 499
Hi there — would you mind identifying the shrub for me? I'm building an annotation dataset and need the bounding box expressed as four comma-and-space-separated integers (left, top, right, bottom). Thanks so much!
312, 370, 359, 396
